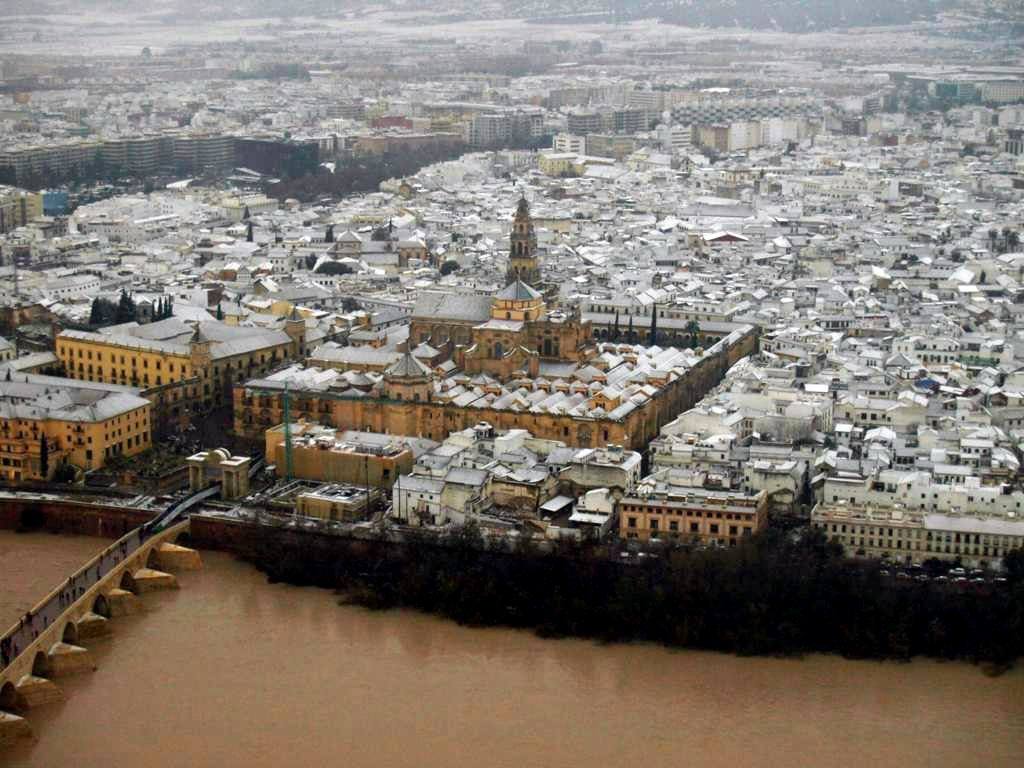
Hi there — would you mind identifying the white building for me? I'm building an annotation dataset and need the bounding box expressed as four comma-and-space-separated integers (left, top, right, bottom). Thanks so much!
553, 133, 587, 154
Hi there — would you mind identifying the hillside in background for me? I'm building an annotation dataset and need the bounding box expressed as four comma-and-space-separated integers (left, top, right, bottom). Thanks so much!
0, 0, 988, 32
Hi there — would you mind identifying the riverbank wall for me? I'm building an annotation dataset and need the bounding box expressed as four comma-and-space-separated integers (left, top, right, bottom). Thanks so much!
0, 496, 153, 538
188, 514, 417, 573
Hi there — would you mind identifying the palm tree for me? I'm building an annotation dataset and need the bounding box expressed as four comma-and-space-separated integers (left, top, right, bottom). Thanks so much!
684, 320, 701, 348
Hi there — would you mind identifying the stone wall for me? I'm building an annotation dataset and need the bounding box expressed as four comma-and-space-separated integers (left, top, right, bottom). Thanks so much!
0, 498, 153, 537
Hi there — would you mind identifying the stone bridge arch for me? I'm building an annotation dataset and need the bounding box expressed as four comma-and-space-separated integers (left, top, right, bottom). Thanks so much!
61, 622, 78, 645
31, 651, 50, 678
0, 681, 19, 711
92, 594, 110, 619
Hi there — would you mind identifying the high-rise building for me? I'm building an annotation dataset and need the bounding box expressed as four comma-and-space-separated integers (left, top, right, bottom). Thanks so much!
567, 111, 603, 135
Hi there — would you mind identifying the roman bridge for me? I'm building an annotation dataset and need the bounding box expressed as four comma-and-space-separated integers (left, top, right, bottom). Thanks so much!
0, 453, 267, 746
0, 519, 202, 743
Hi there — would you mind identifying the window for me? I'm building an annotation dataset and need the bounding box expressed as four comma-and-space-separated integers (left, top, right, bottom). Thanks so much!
627, 517, 637, 529
710, 523, 719, 534
690, 522, 699, 533
650, 519, 659, 531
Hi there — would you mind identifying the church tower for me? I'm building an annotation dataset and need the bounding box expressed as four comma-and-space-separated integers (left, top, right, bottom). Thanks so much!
284, 306, 307, 359
506, 195, 541, 287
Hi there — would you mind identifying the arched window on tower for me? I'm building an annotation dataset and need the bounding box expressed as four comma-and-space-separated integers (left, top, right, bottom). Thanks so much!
494, 342, 504, 359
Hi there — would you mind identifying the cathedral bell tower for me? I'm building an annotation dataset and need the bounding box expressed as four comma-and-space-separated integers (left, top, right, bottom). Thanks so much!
506, 195, 541, 287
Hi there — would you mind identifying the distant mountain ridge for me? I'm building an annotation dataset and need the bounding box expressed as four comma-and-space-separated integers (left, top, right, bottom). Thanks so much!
0, 0, 982, 32
511, 0, 962, 32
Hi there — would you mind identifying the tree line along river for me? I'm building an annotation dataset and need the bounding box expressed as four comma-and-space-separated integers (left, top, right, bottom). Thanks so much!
2, 530, 1023, 768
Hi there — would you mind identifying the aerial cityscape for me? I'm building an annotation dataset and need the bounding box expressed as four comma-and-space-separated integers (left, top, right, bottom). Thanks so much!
1, 1, 1023, 765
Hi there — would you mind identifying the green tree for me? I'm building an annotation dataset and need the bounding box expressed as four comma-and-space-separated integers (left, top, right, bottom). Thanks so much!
440, 260, 460, 275
315, 261, 353, 275
685, 320, 701, 348
612, 310, 620, 341
216, 302, 224, 321
116, 289, 136, 324
53, 460, 76, 484
89, 297, 104, 325
1007, 230, 1021, 252
648, 308, 658, 346
1004, 548, 1024, 584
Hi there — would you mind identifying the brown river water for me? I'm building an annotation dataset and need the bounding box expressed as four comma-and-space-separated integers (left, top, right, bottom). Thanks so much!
2, 531, 1023, 768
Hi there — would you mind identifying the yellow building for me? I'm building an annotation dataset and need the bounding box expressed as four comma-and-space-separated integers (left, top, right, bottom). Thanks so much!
57, 317, 304, 435
0, 373, 151, 482
294, 484, 382, 522
221, 194, 278, 222
619, 485, 768, 545
264, 421, 420, 488
0, 185, 43, 234
538, 152, 579, 177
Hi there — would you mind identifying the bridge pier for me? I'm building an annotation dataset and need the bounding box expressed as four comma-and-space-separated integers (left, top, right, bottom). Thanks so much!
131, 568, 178, 593
14, 675, 63, 707
76, 612, 111, 640
152, 542, 203, 572
105, 588, 141, 617
0, 711, 31, 745
46, 642, 95, 677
